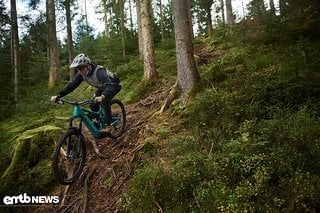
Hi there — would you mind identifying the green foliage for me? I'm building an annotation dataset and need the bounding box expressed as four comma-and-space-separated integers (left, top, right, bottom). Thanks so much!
122, 166, 177, 212
113, 58, 143, 103
123, 39, 320, 211
155, 47, 177, 80
126, 80, 158, 104
20, 15, 48, 86
1, 3, 320, 210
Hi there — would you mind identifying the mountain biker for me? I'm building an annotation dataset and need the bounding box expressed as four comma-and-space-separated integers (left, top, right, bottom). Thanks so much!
50, 53, 121, 133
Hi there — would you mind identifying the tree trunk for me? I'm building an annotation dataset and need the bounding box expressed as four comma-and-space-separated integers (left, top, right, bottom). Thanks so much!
47, 0, 60, 88
128, 0, 133, 31
220, 0, 225, 24
225, 0, 234, 25
102, 0, 109, 37
11, 0, 19, 103
64, 0, 74, 81
136, 0, 143, 59
84, 0, 88, 27
120, 0, 126, 57
186, 0, 194, 38
140, 0, 158, 81
172, 0, 200, 99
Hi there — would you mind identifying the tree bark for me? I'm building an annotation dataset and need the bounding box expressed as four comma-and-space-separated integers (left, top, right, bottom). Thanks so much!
47, 0, 60, 88
136, 0, 143, 59
220, 0, 225, 24
225, 0, 234, 25
140, 0, 158, 82
119, 0, 126, 57
128, 0, 133, 31
11, 0, 19, 102
172, 0, 200, 99
64, 0, 74, 81
186, 0, 194, 38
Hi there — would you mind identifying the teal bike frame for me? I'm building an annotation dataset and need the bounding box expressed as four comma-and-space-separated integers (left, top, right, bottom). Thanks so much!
72, 103, 104, 138
59, 99, 123, 139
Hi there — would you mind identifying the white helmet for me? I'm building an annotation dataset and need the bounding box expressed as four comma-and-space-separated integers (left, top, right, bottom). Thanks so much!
70, 53, 91, 68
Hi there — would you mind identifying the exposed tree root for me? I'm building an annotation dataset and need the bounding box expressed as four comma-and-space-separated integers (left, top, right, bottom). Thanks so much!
60, 185, 70, 207
159, 81, 180, 113
155, 201, 164, 213
82, 167, 97, 212
89, 139, 109, 159
40, 87, 168, 213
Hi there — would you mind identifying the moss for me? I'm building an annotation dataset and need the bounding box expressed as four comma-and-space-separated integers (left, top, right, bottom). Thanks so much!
0, 125, 62, 196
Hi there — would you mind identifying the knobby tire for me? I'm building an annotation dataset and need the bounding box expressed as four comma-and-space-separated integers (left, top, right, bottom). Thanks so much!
108, 99, 126, 139
52, 128, 86, 185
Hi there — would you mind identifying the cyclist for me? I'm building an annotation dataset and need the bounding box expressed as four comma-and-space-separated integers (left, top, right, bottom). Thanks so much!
51, 53, 121, 133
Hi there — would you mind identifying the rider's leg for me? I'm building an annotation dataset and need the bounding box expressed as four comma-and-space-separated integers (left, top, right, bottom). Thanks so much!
100, 85, 121, 132
89, 90, 102, 120
101, 99, 112, 125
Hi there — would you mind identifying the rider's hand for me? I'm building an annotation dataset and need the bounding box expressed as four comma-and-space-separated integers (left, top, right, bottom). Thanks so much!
51, 95, 60, 102
94, 95, 105, 103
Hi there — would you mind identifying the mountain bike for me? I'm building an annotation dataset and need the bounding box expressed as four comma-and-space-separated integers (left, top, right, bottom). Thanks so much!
51, 98, 126, 185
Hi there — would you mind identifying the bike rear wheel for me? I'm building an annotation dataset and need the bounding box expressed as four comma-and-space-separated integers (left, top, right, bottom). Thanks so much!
108, 99, 126, 139
52, 128, 86, 185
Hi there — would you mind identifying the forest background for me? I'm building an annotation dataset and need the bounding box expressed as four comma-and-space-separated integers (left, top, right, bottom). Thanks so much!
0, 0, 320, 211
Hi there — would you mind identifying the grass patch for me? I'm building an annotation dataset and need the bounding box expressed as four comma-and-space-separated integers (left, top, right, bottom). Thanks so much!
122, 39, 320, 212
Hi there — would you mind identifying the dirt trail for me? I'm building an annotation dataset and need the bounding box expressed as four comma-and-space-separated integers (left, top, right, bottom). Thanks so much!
37, 89, 165, 213
36, 43, 218, 213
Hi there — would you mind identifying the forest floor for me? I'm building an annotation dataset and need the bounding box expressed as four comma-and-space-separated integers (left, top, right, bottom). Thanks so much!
35, 44, 218, 213
36, 87, 169, 213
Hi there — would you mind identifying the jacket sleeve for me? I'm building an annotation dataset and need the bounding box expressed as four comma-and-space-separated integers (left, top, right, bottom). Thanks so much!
58, 73, 83, 97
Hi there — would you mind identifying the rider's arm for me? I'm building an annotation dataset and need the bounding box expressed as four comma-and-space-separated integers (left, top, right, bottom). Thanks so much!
57, 73, 83, 98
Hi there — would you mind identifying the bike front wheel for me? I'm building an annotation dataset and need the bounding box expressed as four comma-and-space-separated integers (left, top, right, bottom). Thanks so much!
52, 128, 86, 185
108, 99, 126, 139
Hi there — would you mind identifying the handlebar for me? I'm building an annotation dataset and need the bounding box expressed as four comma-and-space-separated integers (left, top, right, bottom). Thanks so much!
56, 99, 94, 106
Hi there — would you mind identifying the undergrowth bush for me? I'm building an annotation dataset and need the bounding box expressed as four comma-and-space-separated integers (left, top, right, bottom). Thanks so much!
123, 39, 320, 212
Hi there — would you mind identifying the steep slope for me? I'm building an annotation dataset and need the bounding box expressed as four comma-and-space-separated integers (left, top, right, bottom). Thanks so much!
34, 42, 218, 212
37, 89, 167, 212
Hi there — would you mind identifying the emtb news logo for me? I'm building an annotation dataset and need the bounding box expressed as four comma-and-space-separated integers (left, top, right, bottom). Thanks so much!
2, 193, 59, 205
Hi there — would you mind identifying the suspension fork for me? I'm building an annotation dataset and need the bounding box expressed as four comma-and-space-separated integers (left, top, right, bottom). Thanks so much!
66, 116, 83, 158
